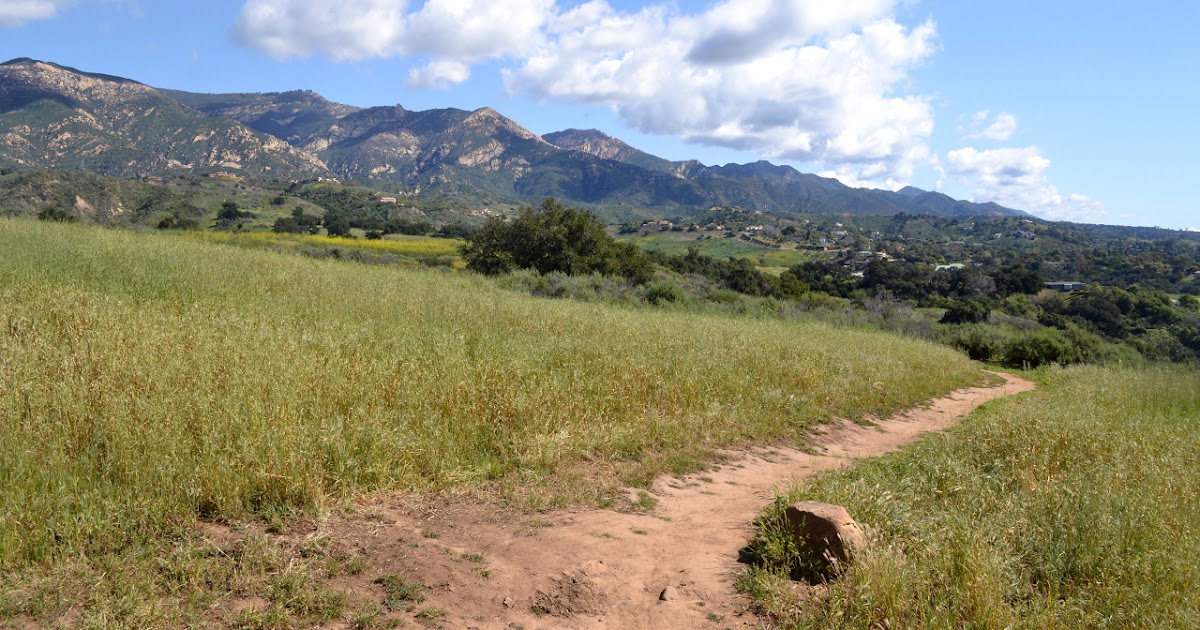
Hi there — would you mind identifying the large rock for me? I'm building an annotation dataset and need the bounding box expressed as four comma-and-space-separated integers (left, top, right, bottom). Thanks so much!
783, 502, 867, 573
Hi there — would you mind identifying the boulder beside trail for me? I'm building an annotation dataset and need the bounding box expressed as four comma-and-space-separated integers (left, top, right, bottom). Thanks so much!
783, 502, 867, 573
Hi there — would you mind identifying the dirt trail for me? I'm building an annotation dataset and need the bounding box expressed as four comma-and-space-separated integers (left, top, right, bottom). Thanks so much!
271, 371, 1035, 629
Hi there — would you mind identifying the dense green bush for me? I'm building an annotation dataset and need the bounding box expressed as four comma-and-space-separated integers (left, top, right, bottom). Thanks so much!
36, 205, 75, 222
939, 298, 992, 324
1003, 328, 1076, 367
940, 324, 1015, 362
272, 207, 322, 234
643, 280, 683, 305
463, 198, 653, 283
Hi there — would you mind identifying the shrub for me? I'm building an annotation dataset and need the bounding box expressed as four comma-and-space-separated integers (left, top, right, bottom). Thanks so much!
940, 324, 1014, 362
706, 288, 742, 304
1003, 328, 1076, 368
463, 198, 653, 283
37, 206, 76, 222
156, 215, 199, 230
644, 280, 683, 305
217, 200, 253, 222
1131, 328, 1197, 363
939, 298, 992, 324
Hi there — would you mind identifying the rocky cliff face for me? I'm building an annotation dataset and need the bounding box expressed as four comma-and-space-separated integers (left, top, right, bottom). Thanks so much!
0, 59, 330, 178
172, 89, 558, 191
165, 89, 361, 148
301, 105, 556, 185
543, 128, 679, 175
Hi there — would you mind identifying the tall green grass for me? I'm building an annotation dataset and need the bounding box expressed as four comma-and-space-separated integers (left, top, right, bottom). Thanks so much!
180, 230, 464, 259
620, 231, 815, 267
0, 218, 978, 569
742, 364, 1200, 628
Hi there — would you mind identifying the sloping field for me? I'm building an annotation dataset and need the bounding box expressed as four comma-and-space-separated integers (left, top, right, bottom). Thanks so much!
744, 364, 1200, 629
181, 230, 465, 260
0, 219, 980, 625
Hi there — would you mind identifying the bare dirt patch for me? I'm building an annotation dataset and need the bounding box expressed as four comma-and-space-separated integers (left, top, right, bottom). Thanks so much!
207, 371, 1034, 629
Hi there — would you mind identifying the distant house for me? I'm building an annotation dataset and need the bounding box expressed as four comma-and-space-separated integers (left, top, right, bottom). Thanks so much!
1045, 281, 1086, 292
935, 263, 966, 272
379, 197, 398, 204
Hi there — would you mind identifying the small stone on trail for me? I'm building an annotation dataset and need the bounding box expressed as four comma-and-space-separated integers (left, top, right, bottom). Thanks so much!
659, 586, 679, 601
503, 596, 514, 608
783, 501, 868, 570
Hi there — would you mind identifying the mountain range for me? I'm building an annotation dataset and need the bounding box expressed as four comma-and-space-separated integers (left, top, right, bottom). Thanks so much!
0, 58, 1026, 221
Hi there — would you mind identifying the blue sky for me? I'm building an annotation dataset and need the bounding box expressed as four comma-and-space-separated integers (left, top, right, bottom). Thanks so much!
1, 0, 1196, 229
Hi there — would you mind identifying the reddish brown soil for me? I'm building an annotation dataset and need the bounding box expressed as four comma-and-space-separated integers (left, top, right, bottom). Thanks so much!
217, 371, 1035, 629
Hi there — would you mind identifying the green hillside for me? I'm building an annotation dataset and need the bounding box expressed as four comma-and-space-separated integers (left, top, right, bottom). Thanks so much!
743, 364, 1200, 628
0, 217, 981, 624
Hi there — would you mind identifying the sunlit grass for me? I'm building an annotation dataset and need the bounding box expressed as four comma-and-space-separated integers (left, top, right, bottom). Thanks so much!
742, 364, 1200, 628
620, 231, 817, 267
0, 218, 982, 625
180, 229, 464, 258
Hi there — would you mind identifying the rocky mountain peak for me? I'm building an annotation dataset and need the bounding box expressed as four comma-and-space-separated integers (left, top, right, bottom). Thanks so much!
0, 58, 154, 106
544, 128, 634, 161
464, 107, 545, 143
0, 59, 330, 179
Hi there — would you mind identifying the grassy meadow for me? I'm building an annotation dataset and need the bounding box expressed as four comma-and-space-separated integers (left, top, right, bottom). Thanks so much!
0, 218, 982, 624
741, 364, 1200, 629
179, 230, 465, 265
618, 230, 816, 268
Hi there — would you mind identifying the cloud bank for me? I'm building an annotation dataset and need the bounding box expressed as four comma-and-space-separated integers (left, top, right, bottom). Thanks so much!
510, 1, 938, 188
0, 0, 73, 27
232, 0, 553, 86
947, 146, 1105, 222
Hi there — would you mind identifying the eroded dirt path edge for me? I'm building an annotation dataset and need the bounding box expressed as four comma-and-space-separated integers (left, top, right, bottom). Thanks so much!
257, 371, 1036, 629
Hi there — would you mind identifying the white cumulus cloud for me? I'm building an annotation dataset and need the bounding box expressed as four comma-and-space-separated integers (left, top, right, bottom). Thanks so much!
507, 0, 938, 186
232, 0, 410, 61
0, 0, 73, 27
233, 0, 552, 77
947, 146, 1105, 222
407, 59, 471, 89
960, 110, 1017, 141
